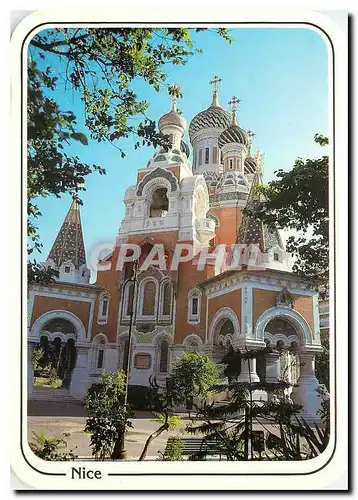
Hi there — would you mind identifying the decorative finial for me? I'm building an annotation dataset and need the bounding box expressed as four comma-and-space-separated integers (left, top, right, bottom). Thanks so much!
246, 129, 255, 156
168, 83, 182, 111
228, 96, 241, 126
254, 148, 264, 175
209, 75, 222, 106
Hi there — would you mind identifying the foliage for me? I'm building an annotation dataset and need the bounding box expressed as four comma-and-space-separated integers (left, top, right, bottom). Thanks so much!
246, 134, 329, 285
27, 28, 231, 282
169, 352, 224, 409
159, 437, 184, 461
85, 371, 133, 460
29, 431, 77, 461
185, 348, 330, 461
315, 338, 330, 391
33, 375, 62, 389
31, 346, 44, 371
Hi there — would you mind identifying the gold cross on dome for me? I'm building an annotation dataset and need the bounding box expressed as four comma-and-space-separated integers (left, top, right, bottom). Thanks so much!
209, 75, 222, 94
228, 96, 241, 112
247, 129, 255, 140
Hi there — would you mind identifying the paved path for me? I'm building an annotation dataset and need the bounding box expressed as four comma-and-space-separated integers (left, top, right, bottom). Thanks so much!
27, 402, 191, 460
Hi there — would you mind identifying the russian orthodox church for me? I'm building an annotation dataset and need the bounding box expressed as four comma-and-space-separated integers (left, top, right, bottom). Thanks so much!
28, 77, 328, 420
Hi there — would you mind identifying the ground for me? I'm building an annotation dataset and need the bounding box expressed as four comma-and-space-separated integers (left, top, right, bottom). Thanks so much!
28, 402, 191, 460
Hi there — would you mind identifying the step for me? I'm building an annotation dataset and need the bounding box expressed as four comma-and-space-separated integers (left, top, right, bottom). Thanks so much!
30, 388, 83, 404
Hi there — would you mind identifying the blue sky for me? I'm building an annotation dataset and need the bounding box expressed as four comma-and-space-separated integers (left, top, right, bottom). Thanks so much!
30, 27, 329, 272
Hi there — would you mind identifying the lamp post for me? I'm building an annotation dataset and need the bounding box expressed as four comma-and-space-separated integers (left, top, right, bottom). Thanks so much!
117, 259, 139, 460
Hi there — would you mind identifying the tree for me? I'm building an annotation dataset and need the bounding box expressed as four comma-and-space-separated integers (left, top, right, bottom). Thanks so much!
246, 134, 329, 286
84, 371, 133, 460
170, 352, 224, 412
27, 28, 231, 282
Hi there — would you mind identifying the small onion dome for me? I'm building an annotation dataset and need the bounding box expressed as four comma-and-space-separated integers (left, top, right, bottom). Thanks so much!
218, 124, 249, 149
180, 139, 190, 158
244, 155, 257, 174
189, 105, 231, 143
158, 107, 186, 132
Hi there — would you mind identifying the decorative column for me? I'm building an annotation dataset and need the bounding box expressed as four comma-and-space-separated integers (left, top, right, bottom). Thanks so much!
265, 351, 281, 383
69, 344, 90, 400
237, 357, 260, 383
291, 350, 321, 421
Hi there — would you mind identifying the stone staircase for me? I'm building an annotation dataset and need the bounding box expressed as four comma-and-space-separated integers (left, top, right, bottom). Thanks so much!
30, 387, 83, 405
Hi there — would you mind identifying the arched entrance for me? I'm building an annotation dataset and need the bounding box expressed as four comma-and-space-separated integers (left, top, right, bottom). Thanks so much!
34, 319, 77, 389
262, 317, 301, 397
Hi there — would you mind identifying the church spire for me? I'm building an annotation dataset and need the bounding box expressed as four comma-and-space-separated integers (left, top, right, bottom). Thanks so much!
209, 75, 222, 107
47, 195, 87, 270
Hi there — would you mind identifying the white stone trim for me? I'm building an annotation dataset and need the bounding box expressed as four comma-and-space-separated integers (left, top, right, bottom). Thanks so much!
254, 306, 315, 347
183, 333, 203, 352
241, 284, 253, 338
205, 275, 316, 300
31, 309, 88, 343
28, 287, 96, 338
208, 307, 240, 344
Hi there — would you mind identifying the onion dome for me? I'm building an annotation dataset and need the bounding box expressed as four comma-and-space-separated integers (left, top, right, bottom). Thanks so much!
244, 156, 257, 174
189, 105, 231, 142
158, 106, 186, 132
219, 125, 249, 148
158, 87, 186, 134
218, 98, 249, 148
188, 76, 231, 142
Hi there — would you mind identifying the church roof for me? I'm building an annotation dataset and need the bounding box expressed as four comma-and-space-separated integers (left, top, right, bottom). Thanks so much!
218, 123, 249, 148
237, 173, 284, 252
188, 95, 231, 143
47, 197, 87, 269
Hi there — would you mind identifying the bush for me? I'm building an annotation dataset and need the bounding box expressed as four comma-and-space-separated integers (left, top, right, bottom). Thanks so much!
159, 437, 184, 461
29, 431, 77, 461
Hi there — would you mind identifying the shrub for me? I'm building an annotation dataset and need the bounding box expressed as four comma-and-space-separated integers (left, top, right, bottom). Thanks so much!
29, 431, 77, 461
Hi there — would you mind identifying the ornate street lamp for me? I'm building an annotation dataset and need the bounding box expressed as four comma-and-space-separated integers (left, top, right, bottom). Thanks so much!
117, 259, 139, 459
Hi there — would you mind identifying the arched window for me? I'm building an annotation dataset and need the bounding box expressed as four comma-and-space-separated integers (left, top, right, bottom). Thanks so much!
212, 147, 218, 164
205, 147, 210, 164
159, 340, 170, 373
92, 335, 107, 371
98, 293, 110, 324
140, 280, 157, 317
199, 149, 203, 166
149, 188, 169, 218
161, 281, 172, 318
188, 288, 202, 323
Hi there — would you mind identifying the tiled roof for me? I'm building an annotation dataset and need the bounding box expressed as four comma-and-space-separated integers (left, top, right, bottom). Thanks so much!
189, 105, 231, 142
218, 124, 249, 148
47, 198, 86, 269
